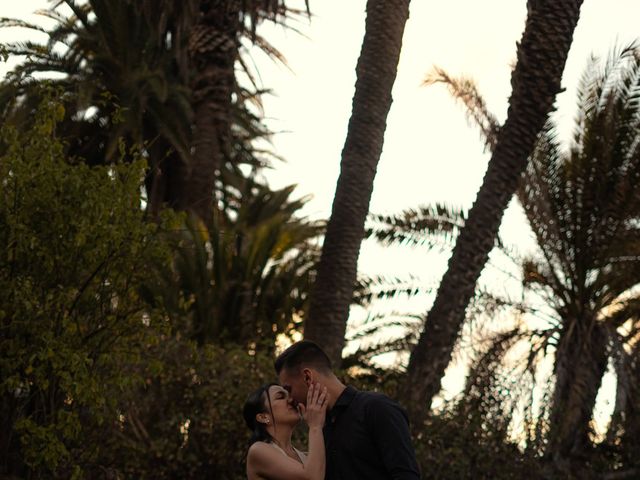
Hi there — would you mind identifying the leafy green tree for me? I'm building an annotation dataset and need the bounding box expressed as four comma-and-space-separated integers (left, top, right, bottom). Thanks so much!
0, 0, 192, 214
98, 339, 276, 480
0, 93, 172, 478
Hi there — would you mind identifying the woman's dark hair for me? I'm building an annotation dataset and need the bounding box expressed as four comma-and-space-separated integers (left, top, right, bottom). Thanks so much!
243, 383, 279, 446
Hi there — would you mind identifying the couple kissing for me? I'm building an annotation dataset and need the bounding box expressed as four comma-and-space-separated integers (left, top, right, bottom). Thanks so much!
243, 340, 421, 479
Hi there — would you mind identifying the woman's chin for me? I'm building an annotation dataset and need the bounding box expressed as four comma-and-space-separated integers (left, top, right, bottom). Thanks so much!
275, 412, 300, 426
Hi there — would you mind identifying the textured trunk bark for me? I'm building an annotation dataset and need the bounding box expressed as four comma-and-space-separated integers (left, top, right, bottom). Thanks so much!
304, 0, 411, 367
188, 78, 228, 220
546, 320, 609, 463
401, 0, 584, 419
186, 2, 240, 222
621, 345, 640, 465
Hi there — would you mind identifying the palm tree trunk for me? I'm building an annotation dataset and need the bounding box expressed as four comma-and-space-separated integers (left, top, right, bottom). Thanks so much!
304, 0, 411, 366
620, 343, 640, 466
546, 320, 609, 466
186, 2, 241, 222
401, 0, 584, 418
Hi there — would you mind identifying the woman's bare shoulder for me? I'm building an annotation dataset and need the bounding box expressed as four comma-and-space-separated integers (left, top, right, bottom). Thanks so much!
248, 441, 271, 457
248, 441, 308, 479
247, 443, 274, 480
247, 441, 281, 464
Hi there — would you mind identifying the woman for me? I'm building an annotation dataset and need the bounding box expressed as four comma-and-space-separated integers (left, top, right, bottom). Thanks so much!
243, 381, 328, 479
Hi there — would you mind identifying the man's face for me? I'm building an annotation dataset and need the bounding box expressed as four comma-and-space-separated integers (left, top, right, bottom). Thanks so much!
278, 367, 310, 407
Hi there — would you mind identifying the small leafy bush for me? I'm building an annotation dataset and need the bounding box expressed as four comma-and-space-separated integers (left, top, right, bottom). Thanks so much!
0, 94, 171, 478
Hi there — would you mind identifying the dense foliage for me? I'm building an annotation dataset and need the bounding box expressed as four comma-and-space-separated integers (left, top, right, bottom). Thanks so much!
0, 93, 559, 478
0, 95, 172, 477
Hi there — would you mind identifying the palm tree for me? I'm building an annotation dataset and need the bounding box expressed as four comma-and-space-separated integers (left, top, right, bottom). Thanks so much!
377, 43, 640, 472
304, 0, 411, 366
0, 0, 304, 218
401, 0, 585, 419
150, 0, 308, 220
527, 46, 640, 467
1, 1, 193, 211
144, 176, 323, 348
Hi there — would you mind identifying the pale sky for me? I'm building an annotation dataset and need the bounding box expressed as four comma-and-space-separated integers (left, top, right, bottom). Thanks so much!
2, 0, 639, 432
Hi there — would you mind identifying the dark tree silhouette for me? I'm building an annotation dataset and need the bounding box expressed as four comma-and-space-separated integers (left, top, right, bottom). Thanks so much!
304, 0, 411, 366
402, 0, 584, 419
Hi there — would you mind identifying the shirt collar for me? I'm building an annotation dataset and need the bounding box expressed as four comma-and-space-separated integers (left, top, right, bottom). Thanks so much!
332, 385, 357, 410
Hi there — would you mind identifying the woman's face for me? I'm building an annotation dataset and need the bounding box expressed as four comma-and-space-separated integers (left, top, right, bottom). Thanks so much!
264, 385, 300, 425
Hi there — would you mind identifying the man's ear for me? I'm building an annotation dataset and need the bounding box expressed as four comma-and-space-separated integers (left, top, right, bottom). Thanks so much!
302, 367, 314, 386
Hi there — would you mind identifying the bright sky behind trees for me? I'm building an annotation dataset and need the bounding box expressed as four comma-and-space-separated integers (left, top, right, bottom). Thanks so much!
3, 0, 638, 282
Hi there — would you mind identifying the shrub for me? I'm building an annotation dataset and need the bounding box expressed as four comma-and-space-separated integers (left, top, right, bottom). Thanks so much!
0, 94, 171, 478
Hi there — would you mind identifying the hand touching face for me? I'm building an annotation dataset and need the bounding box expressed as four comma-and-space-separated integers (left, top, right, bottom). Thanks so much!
297, 382, 328, 429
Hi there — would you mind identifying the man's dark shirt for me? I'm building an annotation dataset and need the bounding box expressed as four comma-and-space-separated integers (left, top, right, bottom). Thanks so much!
323, 386, 420, 480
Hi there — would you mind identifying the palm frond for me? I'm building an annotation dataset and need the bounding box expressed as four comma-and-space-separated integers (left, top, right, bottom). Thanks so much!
424, 66, 500, 152
366, 203, 465, 248
353, 274, 432, 306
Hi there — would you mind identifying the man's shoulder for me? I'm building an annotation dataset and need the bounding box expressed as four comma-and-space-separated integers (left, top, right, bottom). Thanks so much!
351, 389, 412, 431
354, 388, 390, 402
353, 388, 404, 412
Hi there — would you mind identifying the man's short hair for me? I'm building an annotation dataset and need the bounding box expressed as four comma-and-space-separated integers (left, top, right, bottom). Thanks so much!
274, 340, 332, 374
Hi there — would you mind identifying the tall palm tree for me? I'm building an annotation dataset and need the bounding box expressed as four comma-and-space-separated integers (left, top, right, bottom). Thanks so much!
180, 0, 308, 222
401, 0, 584, 419
379, 43, 640, 471
0, 0, 304, 218
304, 0, 411, 366
527, 46, 640, 467
153, 0, 307, 220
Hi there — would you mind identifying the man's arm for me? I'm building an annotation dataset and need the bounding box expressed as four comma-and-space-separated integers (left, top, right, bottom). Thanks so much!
367, 395, 421, 480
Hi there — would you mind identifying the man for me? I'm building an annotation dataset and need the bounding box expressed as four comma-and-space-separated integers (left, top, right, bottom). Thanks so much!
275, 340, 421, 479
